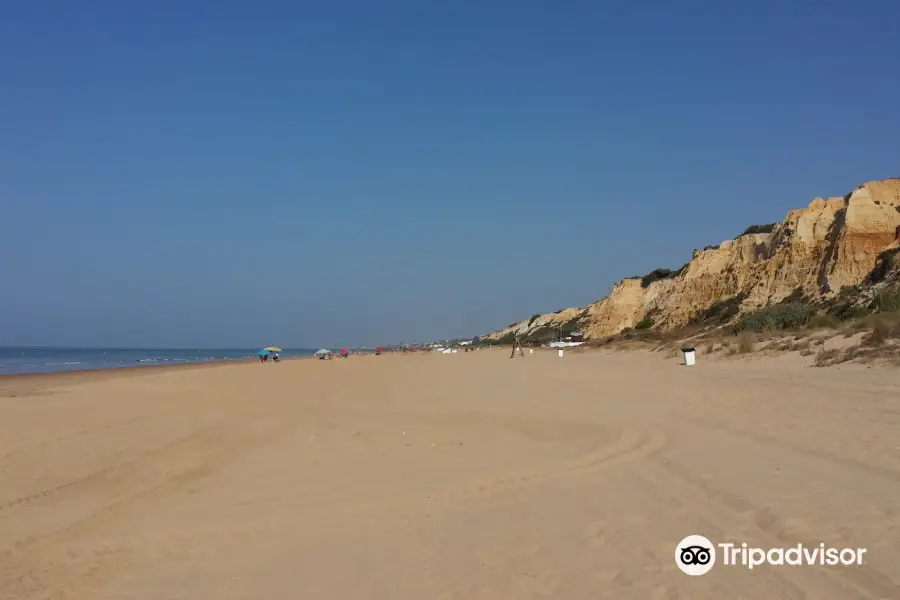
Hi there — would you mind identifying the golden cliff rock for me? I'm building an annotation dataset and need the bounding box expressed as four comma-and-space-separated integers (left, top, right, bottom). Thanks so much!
484, 178, 900, 342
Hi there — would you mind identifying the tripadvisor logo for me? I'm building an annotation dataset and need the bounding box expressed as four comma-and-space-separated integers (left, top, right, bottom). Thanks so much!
675, 535, 715, 576
675, 535, 867, 575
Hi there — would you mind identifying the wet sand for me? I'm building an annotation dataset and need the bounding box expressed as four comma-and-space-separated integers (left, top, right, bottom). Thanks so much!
1, 349, 898, 599
0, 360, 235, 399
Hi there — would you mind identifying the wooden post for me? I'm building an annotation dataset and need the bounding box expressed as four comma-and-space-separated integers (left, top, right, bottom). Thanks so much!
510, 336, 526, 358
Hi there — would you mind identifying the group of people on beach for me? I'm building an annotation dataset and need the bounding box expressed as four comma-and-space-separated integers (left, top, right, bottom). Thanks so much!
258, 353, 279, 363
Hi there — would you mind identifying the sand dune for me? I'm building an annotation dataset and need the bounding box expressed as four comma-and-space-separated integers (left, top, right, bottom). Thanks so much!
1, 350, 898, 599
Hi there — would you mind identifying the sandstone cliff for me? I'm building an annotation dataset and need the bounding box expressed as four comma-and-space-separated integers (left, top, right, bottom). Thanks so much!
484, 178, 900, 342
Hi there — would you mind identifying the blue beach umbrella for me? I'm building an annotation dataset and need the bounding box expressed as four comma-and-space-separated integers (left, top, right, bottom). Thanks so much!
257, 349, 270, 356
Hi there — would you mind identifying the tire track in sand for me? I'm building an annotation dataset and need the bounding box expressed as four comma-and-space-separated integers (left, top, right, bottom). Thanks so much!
0, 418, 296, 600
636, 457, 898, 599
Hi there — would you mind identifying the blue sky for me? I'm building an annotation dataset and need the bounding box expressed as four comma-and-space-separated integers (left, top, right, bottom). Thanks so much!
1, 1, 899, 348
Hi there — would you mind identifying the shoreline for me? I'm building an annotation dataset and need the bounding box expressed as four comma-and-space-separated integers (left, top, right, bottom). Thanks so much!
0, 347, 321, 379
0, 356, 311, 398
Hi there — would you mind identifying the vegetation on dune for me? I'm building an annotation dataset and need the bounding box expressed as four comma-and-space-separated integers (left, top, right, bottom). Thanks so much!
732, 303, 815, 333
587, 302, 900, 367
827, 300, 869, 322
766, 337, 814, 355
842, 306, 870, 321
856, 312, 900, 346
864, 320, 891, 347
808, 313, 840, 329
814, 348, 843, 367
734, 332, 754, 354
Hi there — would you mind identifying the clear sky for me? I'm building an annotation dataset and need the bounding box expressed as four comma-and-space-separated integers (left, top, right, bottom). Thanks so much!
2, 1, 899, 348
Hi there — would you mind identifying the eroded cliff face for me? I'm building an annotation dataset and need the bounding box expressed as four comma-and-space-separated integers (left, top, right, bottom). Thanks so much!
483, 179, 900, 341
487, 307, 588, 342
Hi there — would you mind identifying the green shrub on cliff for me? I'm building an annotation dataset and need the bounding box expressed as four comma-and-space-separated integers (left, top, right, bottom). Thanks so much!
739, 223, 777, 236
838, 306, 869, 321
691, 293, 746, 326
733, 303, 815, 333
634, 315, 654, 330
874, 284, 900, 312
864, 248, 900, 284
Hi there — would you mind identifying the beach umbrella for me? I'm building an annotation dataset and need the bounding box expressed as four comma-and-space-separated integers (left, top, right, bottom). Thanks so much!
315, 348, 331, 356
264, 347, 282, 352
257, 349, 270, 356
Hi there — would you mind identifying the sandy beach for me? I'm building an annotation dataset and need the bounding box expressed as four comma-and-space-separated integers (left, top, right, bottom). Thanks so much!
1, 349, 898, 599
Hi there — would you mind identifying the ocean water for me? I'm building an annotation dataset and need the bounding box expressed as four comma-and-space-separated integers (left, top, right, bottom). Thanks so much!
0, 347, 316, 376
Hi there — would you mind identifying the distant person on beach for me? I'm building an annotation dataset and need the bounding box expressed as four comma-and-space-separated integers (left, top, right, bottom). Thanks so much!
273, 353, 279, 362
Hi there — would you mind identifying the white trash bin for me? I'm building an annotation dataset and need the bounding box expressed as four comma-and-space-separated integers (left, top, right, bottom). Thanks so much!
682, 347, 696, 366
529, 348, 534, 354
558, 349, 564, 358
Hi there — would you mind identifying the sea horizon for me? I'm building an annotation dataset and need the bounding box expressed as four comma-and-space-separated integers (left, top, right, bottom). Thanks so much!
0, 346, 320, 376
0, 345, 319, 350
